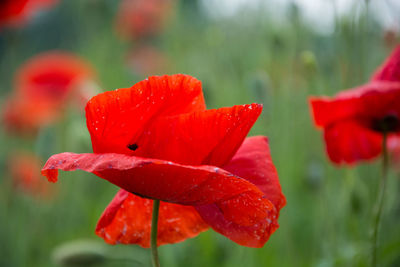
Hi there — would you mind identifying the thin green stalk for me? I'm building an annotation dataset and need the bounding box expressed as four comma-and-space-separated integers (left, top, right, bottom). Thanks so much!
151, 200, 161, 267
372, 133, 389, 267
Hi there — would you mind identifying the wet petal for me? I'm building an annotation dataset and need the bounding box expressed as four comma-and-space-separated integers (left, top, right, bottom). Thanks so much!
136, 103, 262, 165
324, 120, 382, 165
85, 74, 205, 154
223, 136, 286, 211
195, 204, 277, 248
95, 189, 209, 247
195, 136, 285, 247
41, 152, 270, 225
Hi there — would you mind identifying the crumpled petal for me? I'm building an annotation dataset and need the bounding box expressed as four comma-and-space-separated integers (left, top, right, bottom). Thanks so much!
323, 120, 382, 165
41, 152, 272, 226
95, 189, 209, 247
136, 103, 262, 166
85, 74, 205, 155
371, 45, 400, 82
195, 136, 286, 247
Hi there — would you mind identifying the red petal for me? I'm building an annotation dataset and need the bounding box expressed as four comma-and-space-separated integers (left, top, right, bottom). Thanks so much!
136, 103, 262, 165
371, 45, 400, 82
324, 120, 382, 165
95, 189, 209, 247
309, 96, 362, 128
195, 136, 285, 247
41, 153, 270, 226
309, 82, 400, 127
85, 74, 205, 154
223, 136, 286, 211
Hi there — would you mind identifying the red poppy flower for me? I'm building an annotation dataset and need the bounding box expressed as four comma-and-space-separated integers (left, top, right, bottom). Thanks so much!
0, 0, 57, 28
41, 74, 286, 248
309, 45, 400, 165
115, 0, 174, 40
3, 51, 96, 134
9, 152, 54, 198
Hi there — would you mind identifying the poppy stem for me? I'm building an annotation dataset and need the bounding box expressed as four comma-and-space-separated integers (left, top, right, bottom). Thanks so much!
372, 132, 389, 267
151, 199, 161, 267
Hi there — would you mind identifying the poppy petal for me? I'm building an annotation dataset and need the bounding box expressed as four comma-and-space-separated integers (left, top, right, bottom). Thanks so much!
309, 82, 400, 127
195, 136, 285, 247
371, 45, 400, 82
95, 189, 209, 247
309, 96, 361, 127
85, 74, 205, 154
135, 103, 263, 165
41, 153, 271, 226
223, 136, 286, 211
323, 120, 382, 165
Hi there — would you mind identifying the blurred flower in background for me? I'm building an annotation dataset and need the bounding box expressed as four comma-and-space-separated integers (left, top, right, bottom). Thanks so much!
309, 45, 400, 165
383, 27, 399, 49
0, 0, 58, 28
2, 51, 97, 135
115, 0, 175, 40
126, 44, 169, 77
8, 151, 54, 198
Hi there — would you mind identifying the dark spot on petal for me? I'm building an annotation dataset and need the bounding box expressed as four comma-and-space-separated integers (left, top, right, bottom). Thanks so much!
127, 143, 138, 151
372, 114, 400, 133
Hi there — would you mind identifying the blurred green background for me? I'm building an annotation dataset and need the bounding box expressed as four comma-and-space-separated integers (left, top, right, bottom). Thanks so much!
1, 0, 400, 266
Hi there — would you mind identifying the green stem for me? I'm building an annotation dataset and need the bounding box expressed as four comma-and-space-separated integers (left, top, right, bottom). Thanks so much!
151, 200, 161, 267
372, 133, 389, 267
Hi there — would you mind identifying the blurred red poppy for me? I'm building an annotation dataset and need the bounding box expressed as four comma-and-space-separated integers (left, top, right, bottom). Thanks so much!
42, 74, 286, 248
115, 0, 174, 40
9, 152, 53, 198
3, 51, 96, 134
0, 0, 57, 28
309, 45, 400, 165
126, 44, 168, 76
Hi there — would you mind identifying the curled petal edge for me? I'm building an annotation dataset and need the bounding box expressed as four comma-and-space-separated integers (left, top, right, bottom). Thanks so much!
41, 152, 274, 227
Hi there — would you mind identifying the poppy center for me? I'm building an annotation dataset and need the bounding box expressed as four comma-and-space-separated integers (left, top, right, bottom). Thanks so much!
127, 143, 138, 151
372, 114, 400, 133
